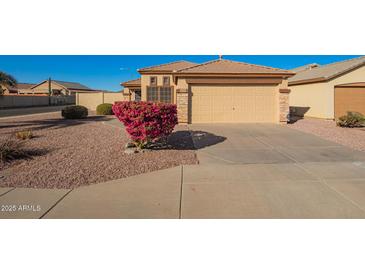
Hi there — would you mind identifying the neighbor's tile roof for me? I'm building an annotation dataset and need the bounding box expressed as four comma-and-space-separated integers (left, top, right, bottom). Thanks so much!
291, 63, 319, 73
121, 78, 141, 86
176, 59, 294, 74
53, 80, 92, 90
8, 83, 36, 91
138, 60, 198, 72
289, 56, 365, 85
17, 83, 36, 89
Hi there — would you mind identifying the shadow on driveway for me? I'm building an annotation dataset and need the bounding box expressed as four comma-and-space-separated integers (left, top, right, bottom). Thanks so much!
166, 130, 226, 150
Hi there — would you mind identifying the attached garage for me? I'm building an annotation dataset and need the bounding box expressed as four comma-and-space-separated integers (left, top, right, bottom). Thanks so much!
191, 85, 277, 123
335, 83, 365, 119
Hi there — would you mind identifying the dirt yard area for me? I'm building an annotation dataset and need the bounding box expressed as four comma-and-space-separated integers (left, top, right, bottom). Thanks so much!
288, 117, 365, 152
0, 113, 197, 189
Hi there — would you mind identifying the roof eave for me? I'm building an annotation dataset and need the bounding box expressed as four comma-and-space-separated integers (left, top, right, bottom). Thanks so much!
288, 77, 327, 86
122, 84, 141, 88
68, 88, 95, 91
138, 70, 175, 74
173, 72, 295, 77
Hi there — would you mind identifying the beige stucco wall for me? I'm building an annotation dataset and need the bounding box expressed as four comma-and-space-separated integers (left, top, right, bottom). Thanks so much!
0, 95, 74, 108
141, 74, 177, 102
103, 92, 124, 104
289, 65, 365, 119
76, 92, 124, 110
289, 82, 330, 118
77, 92, 103, 110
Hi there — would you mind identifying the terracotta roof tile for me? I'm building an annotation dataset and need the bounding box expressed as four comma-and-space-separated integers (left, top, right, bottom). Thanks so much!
289, 56, 365, 85
53, 80, 92, 90
121, 78, 141, 87
17, 83, 36, 89
8, 83, 36, 91
31, 80, 93, 90
291, 63, 319, 73
138, 60, 198, 73
177, 59, 293, 75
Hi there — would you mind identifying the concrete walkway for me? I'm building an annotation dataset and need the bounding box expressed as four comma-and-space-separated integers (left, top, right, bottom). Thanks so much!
2, 123, 365, 218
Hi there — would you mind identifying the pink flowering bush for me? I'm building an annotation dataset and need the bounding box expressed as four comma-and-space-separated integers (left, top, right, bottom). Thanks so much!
112, 101, 178, 149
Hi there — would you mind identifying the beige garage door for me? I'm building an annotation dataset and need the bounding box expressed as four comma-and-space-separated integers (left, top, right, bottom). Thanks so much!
191, 85, 277, 123
335, 86, 365, 119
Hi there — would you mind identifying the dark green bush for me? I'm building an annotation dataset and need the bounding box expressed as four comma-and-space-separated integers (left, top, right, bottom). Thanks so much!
61, 105, 88, 119
337, 111, 365, 128
96, 103, 113, 115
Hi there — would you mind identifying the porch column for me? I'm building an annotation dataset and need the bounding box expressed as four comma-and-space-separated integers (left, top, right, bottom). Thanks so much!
176, 88, 189, 124
122, 90, 131, 101
279, 88, 290, 124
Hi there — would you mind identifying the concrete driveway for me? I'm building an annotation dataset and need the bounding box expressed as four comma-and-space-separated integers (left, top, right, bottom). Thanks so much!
189, 123, 365, 164
181, 124, 365, 218
2, 123, 365, 218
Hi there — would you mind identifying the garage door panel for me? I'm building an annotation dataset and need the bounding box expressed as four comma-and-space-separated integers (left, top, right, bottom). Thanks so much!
335, 87, 365, 119
191, 86, 277, 123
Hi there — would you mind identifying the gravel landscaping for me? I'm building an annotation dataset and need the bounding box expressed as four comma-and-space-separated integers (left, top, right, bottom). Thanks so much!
0, 113, 197, 189
288, 117, 365, 152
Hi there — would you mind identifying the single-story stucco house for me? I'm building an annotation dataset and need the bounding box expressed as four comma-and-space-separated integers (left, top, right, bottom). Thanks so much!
289, 56, 365, 119
121, 57, 294, 124
1, 83, 36, 95
29, 79, 96, 95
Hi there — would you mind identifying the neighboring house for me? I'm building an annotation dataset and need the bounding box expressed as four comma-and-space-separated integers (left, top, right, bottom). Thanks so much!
1, 83, 36, 95
121, 58, 294, 124
289, 56, 365, 119
27, 80, 96, 95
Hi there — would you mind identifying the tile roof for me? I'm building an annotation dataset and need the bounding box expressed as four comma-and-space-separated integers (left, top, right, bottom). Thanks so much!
291, 63, 319, 73
7, 83, 36, 91
121, 78, 141, 86
30, 80, 93, 90
138, 60, 198, 73
17, 83, 36, 89
289, 56, 365, 85
53, 80, 92, 90
176, 59, 294, 75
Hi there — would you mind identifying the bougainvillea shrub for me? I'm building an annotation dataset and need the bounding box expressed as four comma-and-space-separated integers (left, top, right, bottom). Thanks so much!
112, 101, 178, 149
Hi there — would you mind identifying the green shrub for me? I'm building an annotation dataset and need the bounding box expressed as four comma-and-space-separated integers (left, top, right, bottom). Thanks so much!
15, 130, 33, 140
337, 111, 365, 128
96, 103, 113, 115
61, 105, 88, 119
0, 138, 29, 163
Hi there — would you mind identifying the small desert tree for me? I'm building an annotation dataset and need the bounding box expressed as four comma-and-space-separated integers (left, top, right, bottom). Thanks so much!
0, 71, 17, 95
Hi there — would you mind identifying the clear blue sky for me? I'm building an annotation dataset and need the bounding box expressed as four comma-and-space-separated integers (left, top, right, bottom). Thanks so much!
0, 55, 361, 91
